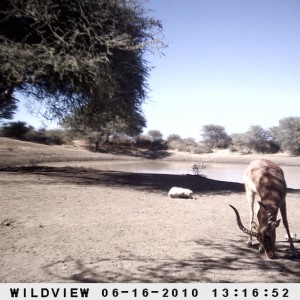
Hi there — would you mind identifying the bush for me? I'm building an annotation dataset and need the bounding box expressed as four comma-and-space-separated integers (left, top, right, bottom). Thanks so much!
44, 129, 70, 145
273, 117, 300, 155
190, 162, 208, 176
136, 134, 167, 150
147, 130, 163, 142
193, 143, 212, 154
246, 126, 279, 153
0, 121, 33, 139
24, 128, 70, 145
136, 135, 153, 148
166, 134, 182, 150
201, 124, 232, 149
0, 121, 71, 145
231, 126, 279, 154
167, 139, 195, 152
167, 134, 205, 153
85, 132, 104, 151
176, 141, 191, 152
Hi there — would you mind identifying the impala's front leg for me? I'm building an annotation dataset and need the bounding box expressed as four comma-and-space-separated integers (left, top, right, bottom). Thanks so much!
280, 201, 299, 258
245, 184, 256, 247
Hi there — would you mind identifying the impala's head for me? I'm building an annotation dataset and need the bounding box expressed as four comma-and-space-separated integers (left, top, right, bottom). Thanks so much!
229, 203, 281, 259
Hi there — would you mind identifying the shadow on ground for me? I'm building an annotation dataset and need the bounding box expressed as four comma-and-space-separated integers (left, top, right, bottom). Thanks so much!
2, 166, 300, 195
42, 238, 300, 283
1, 166, 247, 195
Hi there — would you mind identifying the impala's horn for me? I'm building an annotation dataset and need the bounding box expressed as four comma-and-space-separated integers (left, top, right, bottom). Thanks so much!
229, 205, 260, 237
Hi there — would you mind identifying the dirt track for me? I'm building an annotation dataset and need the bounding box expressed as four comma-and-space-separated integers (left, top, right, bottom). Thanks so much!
0, 138, 300, 282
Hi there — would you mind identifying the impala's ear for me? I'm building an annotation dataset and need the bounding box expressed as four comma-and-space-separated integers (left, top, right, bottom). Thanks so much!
267, 219, 281, 235
273, 219, 281, 228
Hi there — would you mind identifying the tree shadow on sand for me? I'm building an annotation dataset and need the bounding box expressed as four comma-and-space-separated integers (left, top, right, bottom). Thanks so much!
3, 165, 300, 195
1, 166, 247, 195
2, 166, 300, 195
42, 238, 300, 283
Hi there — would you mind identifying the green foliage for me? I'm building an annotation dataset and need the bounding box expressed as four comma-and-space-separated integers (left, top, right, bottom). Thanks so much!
62, 110, 146, 152
166, 134, 182, 150
0, 121, 70, 145
0, 97, 17, 120
0, 0, 165, 130
192, 143, 213, 154
273, 117, 300, 155
85, 132, 104, 151
231, 126, 279, 154
166, 134, 189, 152
178, 137, 198, 152
166, 133, 210, 153
230, 133, 249, 154
0, 121, 32, 139
32, 129, 72, 145
147, 130, 163, 141
136, 134, 167, 150
246, 125, 279, 154
245, 126, 267, 153
201, 124, 232, 149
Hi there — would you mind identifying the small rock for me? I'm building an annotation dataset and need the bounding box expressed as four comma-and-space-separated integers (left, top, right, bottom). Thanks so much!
1, 219, 12, 226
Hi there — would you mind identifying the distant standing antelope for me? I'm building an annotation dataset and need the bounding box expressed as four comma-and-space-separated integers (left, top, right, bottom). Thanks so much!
229, 159, 298, 259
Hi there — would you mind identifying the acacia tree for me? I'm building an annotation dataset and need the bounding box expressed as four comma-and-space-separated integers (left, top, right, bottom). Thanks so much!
0, 97, 17, 121
201, 124, 232, 149
244, 125, 279, 154
231, 125, 280, 154
62, 108, 146, 151
274, 117, 300, 155
0, 0, 164, 125
147, 130, 163, 141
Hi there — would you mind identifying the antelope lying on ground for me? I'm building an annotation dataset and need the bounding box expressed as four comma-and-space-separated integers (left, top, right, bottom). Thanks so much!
229, 159, 298, 259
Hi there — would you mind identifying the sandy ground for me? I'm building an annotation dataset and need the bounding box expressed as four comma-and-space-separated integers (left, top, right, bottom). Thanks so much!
0, 137, 300, 283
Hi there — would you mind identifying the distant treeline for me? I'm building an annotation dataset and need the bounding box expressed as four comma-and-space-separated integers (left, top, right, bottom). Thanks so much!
139, 117, 300, 156
1, 116, 300, 156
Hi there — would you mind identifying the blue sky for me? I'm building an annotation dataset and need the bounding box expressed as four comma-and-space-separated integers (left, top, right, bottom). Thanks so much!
13, 0, 300, 140
142, 0, 300, 139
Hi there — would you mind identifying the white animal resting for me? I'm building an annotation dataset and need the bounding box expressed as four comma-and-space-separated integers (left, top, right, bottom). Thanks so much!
229, 159, 298, 259
168, 187, 193, 199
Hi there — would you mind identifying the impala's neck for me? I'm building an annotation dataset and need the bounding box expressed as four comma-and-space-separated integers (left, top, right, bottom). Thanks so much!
256, 188, 285, 213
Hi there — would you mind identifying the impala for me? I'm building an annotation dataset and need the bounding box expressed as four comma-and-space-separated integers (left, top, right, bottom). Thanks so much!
229, 159, 298, 259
